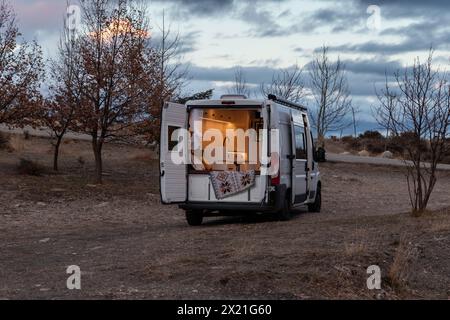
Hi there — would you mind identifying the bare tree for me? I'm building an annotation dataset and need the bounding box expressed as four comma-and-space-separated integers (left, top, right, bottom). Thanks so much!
40, 17, 84, 171
351, 105, 360, 138
69, 0, 160, 183
137, 10, 190, 143
228, 67, 251, 97
261, 63, 305, 103
375, 50, 450, 213
155, 10, 189, 102
309, 46, 352, 146
0, 0, 43, 125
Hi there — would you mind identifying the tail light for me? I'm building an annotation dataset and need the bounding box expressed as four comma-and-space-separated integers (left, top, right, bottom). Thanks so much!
271, 174, 280, 186
270, 152, 280, 186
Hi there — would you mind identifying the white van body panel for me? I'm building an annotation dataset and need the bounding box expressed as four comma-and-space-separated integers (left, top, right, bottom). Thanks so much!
160, 102, 187, 204
160, 97, 321, 211
188, 175, 266, 203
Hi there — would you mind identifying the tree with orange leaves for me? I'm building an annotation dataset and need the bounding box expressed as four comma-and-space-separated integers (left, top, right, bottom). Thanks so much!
68, 0, 160, 183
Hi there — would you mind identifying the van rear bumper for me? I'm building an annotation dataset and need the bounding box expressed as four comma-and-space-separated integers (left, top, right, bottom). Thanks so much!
179, 185, 287, 214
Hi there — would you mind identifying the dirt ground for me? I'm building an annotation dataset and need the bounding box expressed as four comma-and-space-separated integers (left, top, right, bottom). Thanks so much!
1, 134, 450, 299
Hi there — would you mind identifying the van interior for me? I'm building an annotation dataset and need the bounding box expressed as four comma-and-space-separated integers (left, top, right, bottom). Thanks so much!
188, 108, 263, 174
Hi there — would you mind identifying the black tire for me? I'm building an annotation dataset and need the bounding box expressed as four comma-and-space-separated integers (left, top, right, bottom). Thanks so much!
185, 210, 203, 226
276, 197, 292, 221
308, 185, 322, 213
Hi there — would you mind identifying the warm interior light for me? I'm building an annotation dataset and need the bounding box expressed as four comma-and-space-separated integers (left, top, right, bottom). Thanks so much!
201, 117, 231, 125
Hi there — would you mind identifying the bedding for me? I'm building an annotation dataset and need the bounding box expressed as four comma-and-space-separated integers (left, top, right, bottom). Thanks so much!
209, 170, 256, 200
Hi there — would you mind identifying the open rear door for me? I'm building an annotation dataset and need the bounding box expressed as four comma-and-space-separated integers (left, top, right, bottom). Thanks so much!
160, 102, 188, 204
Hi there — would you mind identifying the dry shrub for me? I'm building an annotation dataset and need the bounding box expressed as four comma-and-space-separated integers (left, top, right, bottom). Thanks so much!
441, 140, 450, 164
343, 228, 373, 257
365, 140, 386, 154
359, 131, 384, 140
23, 130, 30, 140
411, 209, 433, 218
0, 132, 10, 150
342, 136, 361, 151
63, 139, 75, 145
387, 234, 419, 290
357, 131, 386, 154
344, 242, 367, 257
387, 132, 429, 160
17, 158, 45, 176
341, 135, 355, 144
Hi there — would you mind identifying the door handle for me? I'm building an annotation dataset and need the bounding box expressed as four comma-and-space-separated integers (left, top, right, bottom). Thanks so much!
161, 170, 165, 177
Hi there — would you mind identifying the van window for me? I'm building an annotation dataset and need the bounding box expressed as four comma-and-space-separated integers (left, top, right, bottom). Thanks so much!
294, 126, 307, 160
168, 125, 181, 151
188, 108, 263, 173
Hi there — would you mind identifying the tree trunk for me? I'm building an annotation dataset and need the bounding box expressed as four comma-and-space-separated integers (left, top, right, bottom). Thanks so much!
317, 133, 326, 148
53, 137, 62, 171
92, 140, 103, 184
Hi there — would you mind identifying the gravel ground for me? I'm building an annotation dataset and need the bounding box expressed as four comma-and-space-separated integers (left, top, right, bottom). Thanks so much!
1, 135, 450, 299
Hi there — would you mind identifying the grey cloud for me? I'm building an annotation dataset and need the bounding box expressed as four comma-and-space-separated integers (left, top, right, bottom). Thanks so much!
155, 0, 288, 17
247, 2, 368, 38
326, 40, 427, 55
343, 59, 403, 76
300, 7, 365, 33
327, 14, 450, 54
153, 0, 234, 16
178, 30, 201, 54
354, 0, 450, 17
187, 60, 398, 97
188, 65, 278, 84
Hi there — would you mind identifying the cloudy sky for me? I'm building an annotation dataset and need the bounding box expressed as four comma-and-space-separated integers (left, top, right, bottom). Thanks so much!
11, 0, 450, 132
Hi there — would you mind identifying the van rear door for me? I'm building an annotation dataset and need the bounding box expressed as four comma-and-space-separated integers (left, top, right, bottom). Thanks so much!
160, 102, 187, 204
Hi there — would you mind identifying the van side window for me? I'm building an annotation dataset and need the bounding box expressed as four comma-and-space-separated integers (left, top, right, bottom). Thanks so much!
168, 125, 181, 151
294, 126, 307, 160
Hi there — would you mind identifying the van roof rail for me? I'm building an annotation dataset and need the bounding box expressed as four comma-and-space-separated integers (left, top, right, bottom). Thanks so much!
221, 94, 247, 100
268, 94, 307, 112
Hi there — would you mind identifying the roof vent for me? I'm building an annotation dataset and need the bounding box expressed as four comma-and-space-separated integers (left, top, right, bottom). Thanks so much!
220, 94, 247, 100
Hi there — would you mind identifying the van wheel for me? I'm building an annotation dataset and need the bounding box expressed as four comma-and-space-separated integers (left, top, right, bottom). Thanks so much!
277, 198, 292, 221
185, 210, 203, 226
308, 186, 322, 213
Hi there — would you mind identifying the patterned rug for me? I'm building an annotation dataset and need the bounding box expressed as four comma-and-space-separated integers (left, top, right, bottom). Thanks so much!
209, 170, 256, 200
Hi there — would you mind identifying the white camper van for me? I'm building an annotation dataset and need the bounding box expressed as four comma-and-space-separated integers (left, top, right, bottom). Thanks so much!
160, 94, 321, 226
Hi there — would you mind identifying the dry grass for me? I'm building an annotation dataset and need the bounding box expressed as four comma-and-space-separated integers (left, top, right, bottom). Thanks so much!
342, 228, 375, 257
411, 209, 434, 217
387, 234, 420, 290
8, 135, 25, 153
344, 242, 368, 257
128, 150, 157, 162
430, 219, 450, 233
